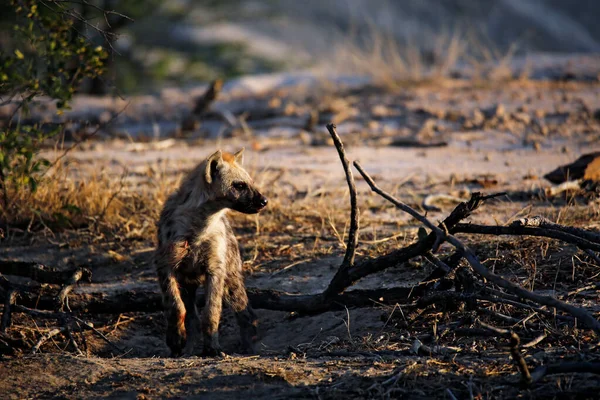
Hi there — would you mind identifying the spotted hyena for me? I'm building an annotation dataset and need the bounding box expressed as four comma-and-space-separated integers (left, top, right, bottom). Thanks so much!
155, 149, 267, 357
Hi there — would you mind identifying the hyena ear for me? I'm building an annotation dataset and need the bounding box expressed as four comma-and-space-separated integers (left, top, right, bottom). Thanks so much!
234, 148, 244, 165
205, 150, 223, 184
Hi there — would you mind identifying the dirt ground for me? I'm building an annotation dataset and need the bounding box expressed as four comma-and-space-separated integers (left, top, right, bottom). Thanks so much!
2, 65, 600, 399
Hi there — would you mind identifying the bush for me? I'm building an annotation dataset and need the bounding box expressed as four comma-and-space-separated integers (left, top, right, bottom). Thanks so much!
0, 0, 109, 212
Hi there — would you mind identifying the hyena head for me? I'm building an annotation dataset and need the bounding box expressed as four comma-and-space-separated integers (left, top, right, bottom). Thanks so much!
204, 148, 268, 214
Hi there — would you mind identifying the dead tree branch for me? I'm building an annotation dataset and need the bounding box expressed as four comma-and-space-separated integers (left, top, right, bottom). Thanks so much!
323, 123, 360, 298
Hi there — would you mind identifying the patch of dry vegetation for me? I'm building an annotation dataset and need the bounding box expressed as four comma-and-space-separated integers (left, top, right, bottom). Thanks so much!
325, 24, 525, 90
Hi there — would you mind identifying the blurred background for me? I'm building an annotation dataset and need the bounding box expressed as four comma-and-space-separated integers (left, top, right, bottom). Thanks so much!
4, 0, 599, 95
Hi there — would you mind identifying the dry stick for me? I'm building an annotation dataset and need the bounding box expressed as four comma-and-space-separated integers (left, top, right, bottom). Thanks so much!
0, 289, 17, 333
12, 304, 125, 354
477, 293, 573, 322
522, 333, 547, 348
354, 163, 600, 334
509, 331, 532, 384
72, 316, 125, 354
326, 124, 359, 269
583, 249, 600, 266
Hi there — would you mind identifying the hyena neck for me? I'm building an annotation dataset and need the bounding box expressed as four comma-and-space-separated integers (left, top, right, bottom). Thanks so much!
177, 175, 227, 219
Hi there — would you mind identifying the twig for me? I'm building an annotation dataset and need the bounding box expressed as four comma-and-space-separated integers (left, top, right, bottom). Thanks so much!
44, 101, 131, 175
511, 216, 600, 243
31, 327, 65, 354
522, 333, 546, 348
0, 261, 91, 286
478, 321, 532, 384
508, 331, 532, 384
322, 124, 360, 299
353, 164, 600, 333
354, 161, 446, 251
423, 251, 451, 273
446, 388, 459, 400
270, 259, 311, 277
72, 316, 125, 353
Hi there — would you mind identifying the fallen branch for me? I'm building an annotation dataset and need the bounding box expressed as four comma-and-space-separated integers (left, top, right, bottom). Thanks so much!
530, 362, 600, 384
0, 261, 92, 286
452, 223, 600, 252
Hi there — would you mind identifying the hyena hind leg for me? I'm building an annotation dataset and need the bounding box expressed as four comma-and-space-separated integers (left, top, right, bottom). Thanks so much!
156, 243, 188, 357
158, 270, 187, 357
201, 271, 225, 356
225, 272, 258, 354
181, 284, 200, 356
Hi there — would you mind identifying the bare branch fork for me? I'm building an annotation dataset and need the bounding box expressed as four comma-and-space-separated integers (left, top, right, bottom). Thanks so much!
353, 160, 600, 334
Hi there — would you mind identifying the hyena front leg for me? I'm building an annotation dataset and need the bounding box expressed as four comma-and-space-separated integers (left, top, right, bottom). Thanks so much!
201, 270, 225, 356
225, 271, 258, 354
156, 242, 188, 357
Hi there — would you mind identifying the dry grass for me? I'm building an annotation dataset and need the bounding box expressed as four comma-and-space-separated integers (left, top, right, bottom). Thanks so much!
324, 23, 526, 90
0, 160, 171, 242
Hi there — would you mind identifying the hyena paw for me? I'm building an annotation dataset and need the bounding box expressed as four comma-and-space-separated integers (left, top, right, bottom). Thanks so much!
166, 328, 187, 357
201, 345, 224, 357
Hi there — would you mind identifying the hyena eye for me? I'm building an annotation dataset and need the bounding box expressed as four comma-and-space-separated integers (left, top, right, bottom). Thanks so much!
232, 182, 247, 190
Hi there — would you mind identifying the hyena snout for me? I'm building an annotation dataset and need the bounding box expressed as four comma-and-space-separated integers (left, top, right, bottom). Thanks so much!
227, 180, 268, 214
244, 191, 268, 214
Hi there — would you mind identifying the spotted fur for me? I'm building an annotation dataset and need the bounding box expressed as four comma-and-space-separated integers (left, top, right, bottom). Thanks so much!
156, 149, 266, 356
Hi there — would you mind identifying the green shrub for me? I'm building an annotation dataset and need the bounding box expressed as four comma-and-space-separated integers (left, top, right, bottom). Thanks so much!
0, 0, 109, 211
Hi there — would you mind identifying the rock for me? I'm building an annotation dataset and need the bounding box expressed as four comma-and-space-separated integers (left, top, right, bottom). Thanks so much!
512, 112, 531, 125
544, 152, 600, 184
483, 103, 505, 119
